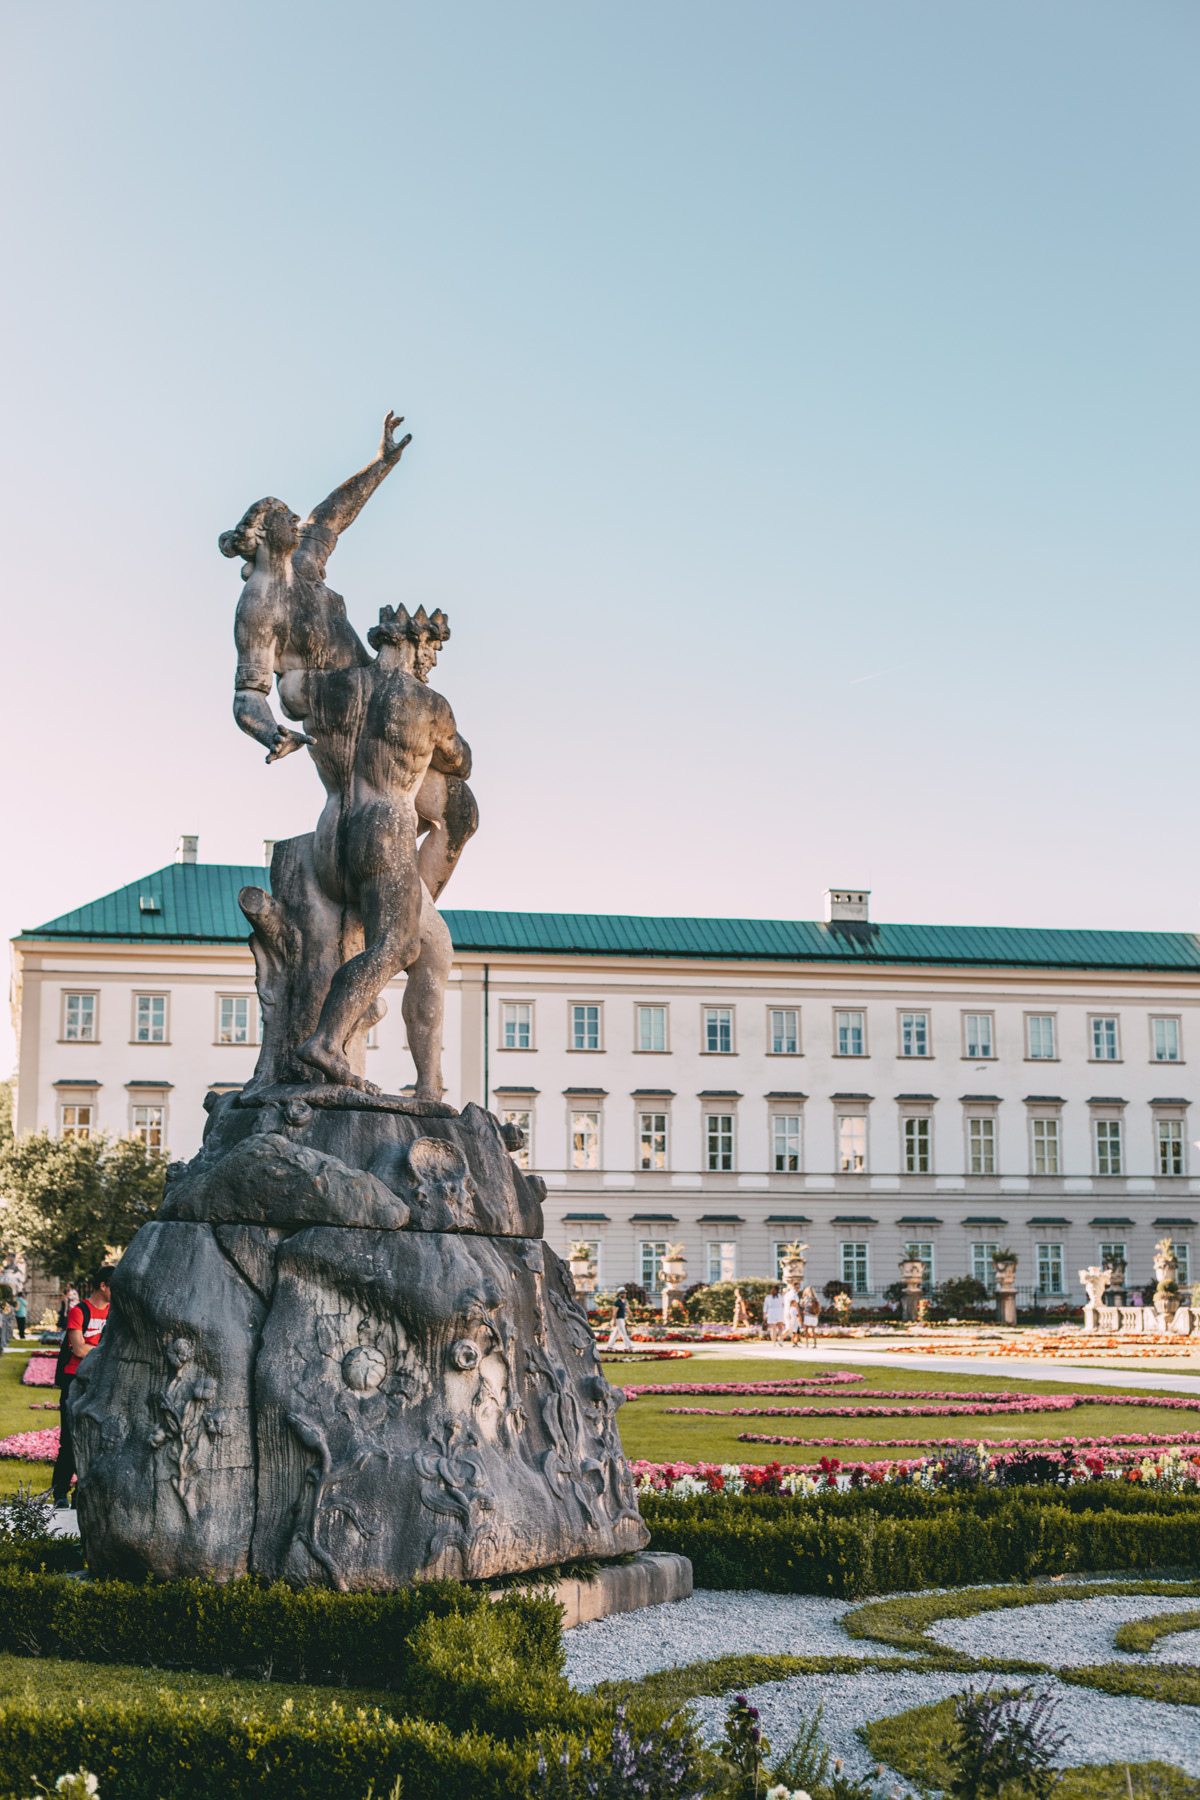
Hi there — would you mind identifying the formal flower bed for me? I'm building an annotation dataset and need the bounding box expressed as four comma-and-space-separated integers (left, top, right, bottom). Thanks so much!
630, 1443, 1200, 1497
594, 1346, 694, 1361
885, 1332, 1198, 1358
21, 1356, 57, 1387
737, 1429, 1200, 1454
621, 1373, 866, 1399
654, 1388, 1200, 1420
0, 1426, 59, 1461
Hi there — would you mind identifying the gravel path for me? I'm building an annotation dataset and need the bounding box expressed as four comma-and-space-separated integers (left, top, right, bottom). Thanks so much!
929, 1594, 1200, 1666
563, 1592, 913, 1689
1156, 1627, 1200, 1662
685, 1672, 1200, 1784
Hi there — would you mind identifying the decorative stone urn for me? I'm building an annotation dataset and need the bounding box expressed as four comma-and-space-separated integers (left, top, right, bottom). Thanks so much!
992, 1257, 1018, 1327
660, 1243, 687, 1323
780, 1240, 808, 1288
1154, 1236, 1181, 1329
567, 1243, 598, 1307
898, 1258, 926, 1324
1079, 1265, 1111, 1332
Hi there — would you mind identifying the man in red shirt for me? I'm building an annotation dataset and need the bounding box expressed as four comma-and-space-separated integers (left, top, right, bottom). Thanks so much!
51, 1266, 114, 1508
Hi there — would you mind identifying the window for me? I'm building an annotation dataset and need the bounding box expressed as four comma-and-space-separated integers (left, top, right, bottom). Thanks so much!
706, 1113, 734, 1172
640, 1240, 668, 1290
968, 1116, 996, 1175
1036, 1242, 1063, 1295
903, 1117, 931, 1174
639, 1113, 668, 1171
899, 1012, 929, 1058
903, 1241, 934, 1292
134, 994, 167, 1043
570, 1004, 600, 1050
838, 1115, 866, 1173
1094, 1118, 1123, 1176
835, 1011, 865, 1056
502, 1109, 532, 1170
364, 1023, 379, 1049
1157, 1119, 1185, 1176
132, 1105, 164, 1151
772, 1115, 801, 1172
1031, 1117, 1060, 1176
703, 1008, 733, 1054
637, 1006, 667, 1053
217, 995, 252, 1045
1027, 1015, 1056, 1060
1091, 1016, 1119, 1061
769, 1009, 799, 1055
62, 993, 96, 1041
571, 1111, 600, 1171
60, 1104, 93, 1140
964, 1014, 993, 1058
1176, 1243, 1192, 1286
841, 1242, 869, 1293
501, 1003, 532, 1050
1099, 1241, 1127, 1271
971, 1242, 998, 1289
1152, 1018, 1181, 1063
707, 1241, 736, 1283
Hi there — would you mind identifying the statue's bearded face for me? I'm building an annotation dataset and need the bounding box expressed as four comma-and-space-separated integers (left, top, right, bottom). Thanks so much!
413, 636, 441, 682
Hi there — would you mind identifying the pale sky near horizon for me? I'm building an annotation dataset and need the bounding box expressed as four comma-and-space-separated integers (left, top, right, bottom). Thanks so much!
1, 2, 1196, 1071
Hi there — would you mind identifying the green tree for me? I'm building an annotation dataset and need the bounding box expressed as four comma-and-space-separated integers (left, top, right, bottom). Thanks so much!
0, 1130, 163, 1281
0, 1076, 13, 1148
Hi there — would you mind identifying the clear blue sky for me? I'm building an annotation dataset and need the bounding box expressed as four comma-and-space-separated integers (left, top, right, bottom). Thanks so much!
2, 2, 1196, 1067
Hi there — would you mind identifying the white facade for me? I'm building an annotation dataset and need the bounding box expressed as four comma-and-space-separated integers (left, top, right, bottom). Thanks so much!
12, 872, 1200, 1305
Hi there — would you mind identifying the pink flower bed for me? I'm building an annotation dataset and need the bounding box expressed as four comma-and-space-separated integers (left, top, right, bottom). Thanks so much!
659, 1390, 1200, 1420
21, 1357, 58, 1388
621, 1375, 864, 1400
631, 1448, 1200, 1493
597, 1347, 694, 1361
0, 1426, 59, 1462
737, 1429, 1200, 1453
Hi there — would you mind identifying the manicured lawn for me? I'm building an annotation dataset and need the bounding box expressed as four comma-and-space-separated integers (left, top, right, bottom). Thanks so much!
0, 1649, 400, 1718
603, 1354, 1200, 1465
0, 1342, 56, 1497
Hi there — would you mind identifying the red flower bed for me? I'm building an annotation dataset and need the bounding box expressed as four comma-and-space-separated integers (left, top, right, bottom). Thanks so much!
21, 1357, 57, 1388
660, 1391, 1200, 1420
598, 1347, 694, 1361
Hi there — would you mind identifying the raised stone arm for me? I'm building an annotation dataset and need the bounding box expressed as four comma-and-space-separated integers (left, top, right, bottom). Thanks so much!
303, 411, 412, 549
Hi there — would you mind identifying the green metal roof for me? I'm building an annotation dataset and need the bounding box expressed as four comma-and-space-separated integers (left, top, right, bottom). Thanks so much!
17, 862, 1200, 972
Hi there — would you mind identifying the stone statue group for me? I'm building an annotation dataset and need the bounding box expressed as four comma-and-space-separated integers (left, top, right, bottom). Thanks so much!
221, 412, 471, 1104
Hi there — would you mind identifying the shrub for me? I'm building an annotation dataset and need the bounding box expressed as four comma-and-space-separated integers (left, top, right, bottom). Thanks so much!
686, 1281, 774, 1325
638, 1486, 1200, 1596
936, 1277, 992, 1317
939, 1681, 1067, 1800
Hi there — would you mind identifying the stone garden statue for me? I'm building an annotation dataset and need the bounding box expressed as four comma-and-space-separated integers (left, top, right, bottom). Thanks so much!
66, 413, 650, 1592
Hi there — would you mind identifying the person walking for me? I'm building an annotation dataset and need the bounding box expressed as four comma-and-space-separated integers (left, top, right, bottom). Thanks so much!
51, 1266, 114, 1509
14, 1293, 26, 1340
605, 1288, 635, 1352
782, 1280, 801, 1345
801, 1286, 821, 1347
731, 1286, 750, 1332
763, 1284, 784, 1343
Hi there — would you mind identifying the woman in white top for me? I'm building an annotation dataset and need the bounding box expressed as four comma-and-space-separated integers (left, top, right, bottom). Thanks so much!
762, 1285, 784, 1342
801, 1287, 821, 1346
782, 1283, 801, 1344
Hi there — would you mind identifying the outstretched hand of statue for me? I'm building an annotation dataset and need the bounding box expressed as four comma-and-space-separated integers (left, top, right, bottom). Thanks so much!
265, 725, 315, 765
380, 411, 413, 465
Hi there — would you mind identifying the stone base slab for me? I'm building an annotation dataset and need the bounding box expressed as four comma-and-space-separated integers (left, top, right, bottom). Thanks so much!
497, 1550, 693, 1629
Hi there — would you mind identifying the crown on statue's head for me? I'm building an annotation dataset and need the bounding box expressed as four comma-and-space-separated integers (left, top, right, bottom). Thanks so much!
368, 603, 451, 651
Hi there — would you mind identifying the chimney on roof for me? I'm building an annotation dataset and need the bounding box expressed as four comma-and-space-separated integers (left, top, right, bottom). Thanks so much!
176, 835, 198, 865
263, 839, 276, 868
825, 887, 870, 923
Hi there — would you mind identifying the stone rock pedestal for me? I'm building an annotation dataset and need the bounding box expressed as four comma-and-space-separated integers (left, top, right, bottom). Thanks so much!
70, 1094, 650, 1590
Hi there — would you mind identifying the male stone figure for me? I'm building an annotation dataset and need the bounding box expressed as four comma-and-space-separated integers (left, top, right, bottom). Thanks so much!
221, 411, 478, 897
277, 604, 471, 1097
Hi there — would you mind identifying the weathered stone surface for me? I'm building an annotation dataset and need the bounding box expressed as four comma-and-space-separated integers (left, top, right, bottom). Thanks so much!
252, 1229, 646, 1588
70, 1221, 262, 1581
75, 1107, 646, 1589
160, 1133, 411, 1231
531, 1551, 693, 1629
176, 1092, 543, 1238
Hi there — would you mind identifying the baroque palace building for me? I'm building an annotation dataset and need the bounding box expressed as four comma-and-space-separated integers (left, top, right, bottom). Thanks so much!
10, 843, 1200, 1306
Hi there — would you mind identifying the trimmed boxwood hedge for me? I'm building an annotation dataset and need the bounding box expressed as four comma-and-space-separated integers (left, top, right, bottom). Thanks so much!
638, 1486, 1200, 1595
